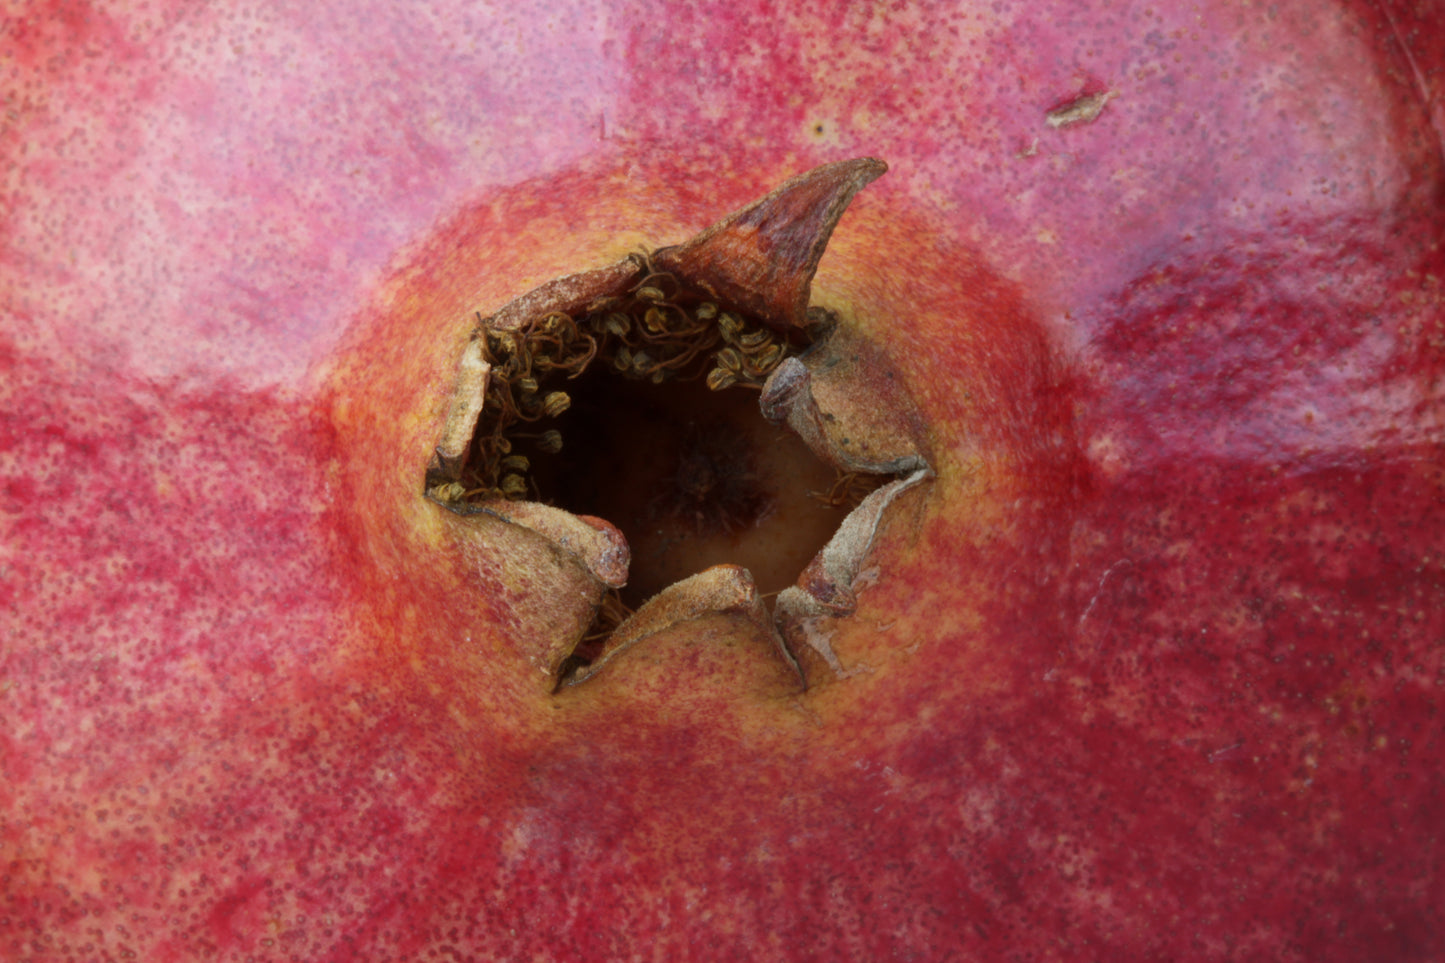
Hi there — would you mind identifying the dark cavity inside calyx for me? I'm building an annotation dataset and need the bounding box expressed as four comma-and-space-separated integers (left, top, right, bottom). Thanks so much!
531, 368, 846, 610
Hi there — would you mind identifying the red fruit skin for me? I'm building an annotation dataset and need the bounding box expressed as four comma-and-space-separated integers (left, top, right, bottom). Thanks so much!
2, 2, 1443, 962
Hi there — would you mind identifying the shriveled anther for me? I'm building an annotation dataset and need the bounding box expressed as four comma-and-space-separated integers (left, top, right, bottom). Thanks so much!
706, 368, 739, 391
747, 343, 785, 377
540, 391, 571, 418
718, 312, 745, 343
429, 481, 467, 503
487, 329, 520, 358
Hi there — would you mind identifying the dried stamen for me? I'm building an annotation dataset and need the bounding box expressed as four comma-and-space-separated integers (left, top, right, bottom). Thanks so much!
453, 255, 813, 505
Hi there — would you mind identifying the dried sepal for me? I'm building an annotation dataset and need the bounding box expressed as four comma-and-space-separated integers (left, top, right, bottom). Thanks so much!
759, 325, 929, 475
428, 337, 490, 484
560, 565, 800, 690
774, 468, 932, 683
652, 157, 887, 331
474, 500, 630, 590
486, 258, 640, 335
437, 505, 629, 687
762, 327, 935, 684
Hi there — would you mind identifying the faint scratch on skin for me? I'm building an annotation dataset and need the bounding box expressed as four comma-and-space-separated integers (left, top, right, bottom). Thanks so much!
799, 617, 847, 676
893, 621, 927, 658
1079, 559, 1133, 631
1209, 743, 1243, 763
1378, 2, 1437, 160
853, 565, 881, 591
785, 696, 826, 728
801, 617, 876, 681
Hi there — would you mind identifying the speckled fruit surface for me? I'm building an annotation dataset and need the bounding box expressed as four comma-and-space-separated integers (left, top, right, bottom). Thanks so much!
3, 1, 1444, 961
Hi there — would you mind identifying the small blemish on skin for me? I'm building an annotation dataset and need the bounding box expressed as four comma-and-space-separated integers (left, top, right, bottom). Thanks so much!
1046, 90, 1115, 128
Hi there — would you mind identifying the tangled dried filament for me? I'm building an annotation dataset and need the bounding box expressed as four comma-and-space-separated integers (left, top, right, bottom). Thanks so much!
458, 257, 799, 503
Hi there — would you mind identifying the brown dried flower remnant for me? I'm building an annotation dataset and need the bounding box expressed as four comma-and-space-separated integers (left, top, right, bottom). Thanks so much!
423, 158, 934, 692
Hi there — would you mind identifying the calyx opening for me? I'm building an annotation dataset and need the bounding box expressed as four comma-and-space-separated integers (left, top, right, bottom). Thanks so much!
424, 158, 932, 690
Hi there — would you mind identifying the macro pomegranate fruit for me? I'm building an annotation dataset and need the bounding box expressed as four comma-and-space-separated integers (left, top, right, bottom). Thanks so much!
3, 1, 1442, 961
